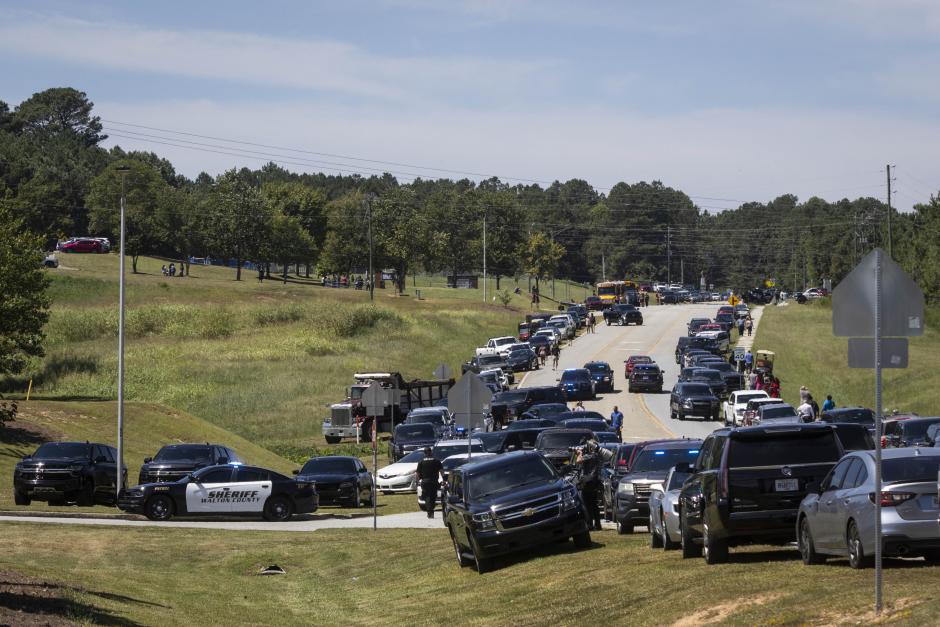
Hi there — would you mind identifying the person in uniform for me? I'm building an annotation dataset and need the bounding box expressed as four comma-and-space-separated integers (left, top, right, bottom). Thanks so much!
415, 447, 443, 518
575, 440, 613, 531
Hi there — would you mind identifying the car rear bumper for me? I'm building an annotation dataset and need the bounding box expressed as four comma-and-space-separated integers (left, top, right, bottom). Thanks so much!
473, 508, 589, 557
723, 508, 799, 542
630, 380, 662, 390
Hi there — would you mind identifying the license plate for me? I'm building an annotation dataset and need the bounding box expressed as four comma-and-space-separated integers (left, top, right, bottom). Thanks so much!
775, 479, 799, 492
34, 487, 58, 494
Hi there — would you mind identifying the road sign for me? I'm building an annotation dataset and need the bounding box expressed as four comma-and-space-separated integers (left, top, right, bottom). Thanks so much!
728, 295, 740, 306
447, 374, 493, 432
733, 346, 745, 363
361, 381, 391, 416
433, 363, 454, 380
833, 249, 924, 338
832, 248, 925, 616
848, 338, 909, 368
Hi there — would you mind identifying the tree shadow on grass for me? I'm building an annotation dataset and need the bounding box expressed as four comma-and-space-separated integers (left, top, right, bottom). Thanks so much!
480, 536, 605, 573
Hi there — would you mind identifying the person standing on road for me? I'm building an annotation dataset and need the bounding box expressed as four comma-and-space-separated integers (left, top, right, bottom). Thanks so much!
539, 344, 549, 366
551, 343, 560, 370
610, 406, 624, 442
798, 396, 816, 422
744, 350, 753, 373
745, 317, 753, 336
822, 394, 835, 412
574, 401, 586, 412
737, 318, 745, 336
416, 447, 443, 519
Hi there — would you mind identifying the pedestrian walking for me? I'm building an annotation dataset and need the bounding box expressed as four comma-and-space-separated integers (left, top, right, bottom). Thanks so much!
574, 401, 586, 412
737, 318, 745, 336
748, 371, 758, 390
610, 406, 624, 442
539, 345, 548, 366
768, 377, 781, 398
168, 263, 176, 277
415, 447, 443, 519
551, 343, 560, 370
745, 317, 753, 336
161, 264, 168, 277
744, 349, 753, 373
822, 394, 835, 412
799, 385, 810, 404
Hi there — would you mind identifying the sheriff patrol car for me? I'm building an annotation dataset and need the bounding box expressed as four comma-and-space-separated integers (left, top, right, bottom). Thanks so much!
117, 464, 317, 521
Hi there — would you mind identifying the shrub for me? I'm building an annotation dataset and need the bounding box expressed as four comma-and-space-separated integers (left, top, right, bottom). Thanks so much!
253, 304, 307, 325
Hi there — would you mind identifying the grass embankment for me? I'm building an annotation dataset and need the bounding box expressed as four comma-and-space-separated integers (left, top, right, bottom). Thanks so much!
1, 401, 417, 516
754, 300, 940, 412
7, 254, 529, 454
4, 523, 936, 625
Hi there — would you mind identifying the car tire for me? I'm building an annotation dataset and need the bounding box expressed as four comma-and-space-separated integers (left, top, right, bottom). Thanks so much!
711, 413, 720, 422
618, 520, 633, 535
649, 519, 663, 548
628, 385, 634, 393
702, 523, 729, 564
847, 520, 871, 569
14, 490, 31, 506
680, 509, 701, 559
798, 517, 826, 565
677, 412, 685, 421
921, 549, 940, 563
573, 530, 592, 549
263, 496, 294, 522
77, 481, 95, 507
469, 535, 492, 574
350, 491, 362, 508
450, 526, 472, 568
364, 488, 374, 507
324, 436, 342, 444
145, 494, 174, 521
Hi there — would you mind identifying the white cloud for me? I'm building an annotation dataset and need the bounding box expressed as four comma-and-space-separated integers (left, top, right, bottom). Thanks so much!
0, 13, 552, 103
97, 98, 938, 211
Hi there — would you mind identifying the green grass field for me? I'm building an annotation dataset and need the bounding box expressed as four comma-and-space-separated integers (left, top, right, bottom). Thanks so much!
7, 254, 549, 453
753, 300, 940, 413
4, 523, 936, 625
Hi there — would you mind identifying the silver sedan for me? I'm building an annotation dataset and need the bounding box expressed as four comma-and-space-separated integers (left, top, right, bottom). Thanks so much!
648, 467, 690, 550
797, 448, 940, 568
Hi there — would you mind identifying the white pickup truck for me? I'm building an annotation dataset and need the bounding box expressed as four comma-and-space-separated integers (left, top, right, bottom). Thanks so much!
474, 336, 517, 357
722, 390, 770, 426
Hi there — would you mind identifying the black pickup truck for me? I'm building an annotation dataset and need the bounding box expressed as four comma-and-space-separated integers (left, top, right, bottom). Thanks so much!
14, 441, 126, 507
462, 354, 515, 384
603, 304, 643, 326
444, 451, 591, 573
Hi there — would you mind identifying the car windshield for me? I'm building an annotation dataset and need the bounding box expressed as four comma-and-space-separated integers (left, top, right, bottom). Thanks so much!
709, 363, 734, 372
728, 432, 841, 467
634, 365, 658, 373
901, 419, 940, 440
395, 424, 436, 441
479, 355, 503, 366
468, 456, 557, 499
495, 390, 527, 403
154, 445, 212, 462
691, 370, 721, 382
833, 427, 873, 451
761, 406, 798, 420
537, 432, 590, 450
736, 393, 767, 405
631, 447, 700, 472
883, 457, 940, 484
397, 450, 426, 464
405, 412, 445, 426
433, 443, 483, 460
680, 383, 710, 395
301, 458, 356, 474
560, 370, 590, 382
563, 420, 607, 431
667, 471, 691, 490
32, 443, 91, 459
586, 363, 609, 373
822, 408, 874, 425
530, 404, 568, 417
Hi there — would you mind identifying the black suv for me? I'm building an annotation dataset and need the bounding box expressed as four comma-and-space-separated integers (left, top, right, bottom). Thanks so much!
677, 423, 844, 564
603, 304, 643, 326
444, 451, 591, 573
295, 455, 374, 507
491, 386, 566, 424
601, 443, 636, 521
613, 439, 702, 534
14, 441, 125, 506
675, 336, 722, 364
669, 382, 720, 421
505, 344, 539, 372
389, 423, 439, 462
534, 428, 594, 471
138, 443, 242, 484
462, 354, 515, 384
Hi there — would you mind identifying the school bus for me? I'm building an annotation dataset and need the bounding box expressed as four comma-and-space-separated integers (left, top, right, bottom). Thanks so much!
596, 280, 640, 306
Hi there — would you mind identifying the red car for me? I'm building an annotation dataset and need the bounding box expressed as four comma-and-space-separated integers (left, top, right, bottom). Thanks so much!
584, 296, 605, 311
624, 355, 653, 378
59, 238, 105, 253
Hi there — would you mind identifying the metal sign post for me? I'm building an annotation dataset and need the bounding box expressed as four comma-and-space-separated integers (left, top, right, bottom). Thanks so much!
833, 248, 924, 615
447, 374, 493, 459
433, 364, 454, 381
361, 381, 388, 531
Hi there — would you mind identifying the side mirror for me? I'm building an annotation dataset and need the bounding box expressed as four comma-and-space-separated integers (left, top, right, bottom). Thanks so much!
143, 457, 153, 464
292, 469, 300, 475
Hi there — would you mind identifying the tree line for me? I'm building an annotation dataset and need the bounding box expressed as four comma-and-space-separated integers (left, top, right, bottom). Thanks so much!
3, 87, 939, 301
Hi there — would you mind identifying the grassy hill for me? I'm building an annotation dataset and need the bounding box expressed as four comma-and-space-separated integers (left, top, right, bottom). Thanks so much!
6, 253, 537, 454
753, 299, 940, 413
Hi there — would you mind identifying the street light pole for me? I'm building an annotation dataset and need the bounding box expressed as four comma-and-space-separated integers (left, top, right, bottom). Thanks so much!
367, 194, 375, 302
482, 212, 487, 303
115, 165, 130, 501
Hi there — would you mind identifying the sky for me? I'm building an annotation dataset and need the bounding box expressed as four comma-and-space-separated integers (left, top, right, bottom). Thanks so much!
2, 0, 938, 211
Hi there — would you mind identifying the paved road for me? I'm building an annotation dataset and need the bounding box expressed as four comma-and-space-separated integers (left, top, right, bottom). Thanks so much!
522, 303, 763, 442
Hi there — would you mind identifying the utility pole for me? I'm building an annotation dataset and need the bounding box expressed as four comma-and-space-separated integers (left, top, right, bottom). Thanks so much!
680, 258, 684, 286
667, 226, 672, 285
482, 212, 487, 303
601, 253, 606, 281
367, 194, 374, 302
886, 164, 893, 258
115, 165, 130, 501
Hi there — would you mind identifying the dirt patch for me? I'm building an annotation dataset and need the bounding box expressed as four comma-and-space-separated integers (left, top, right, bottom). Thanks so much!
672, 593, 783, 626
0, 570, 77, 626
812, 596, 922, 625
